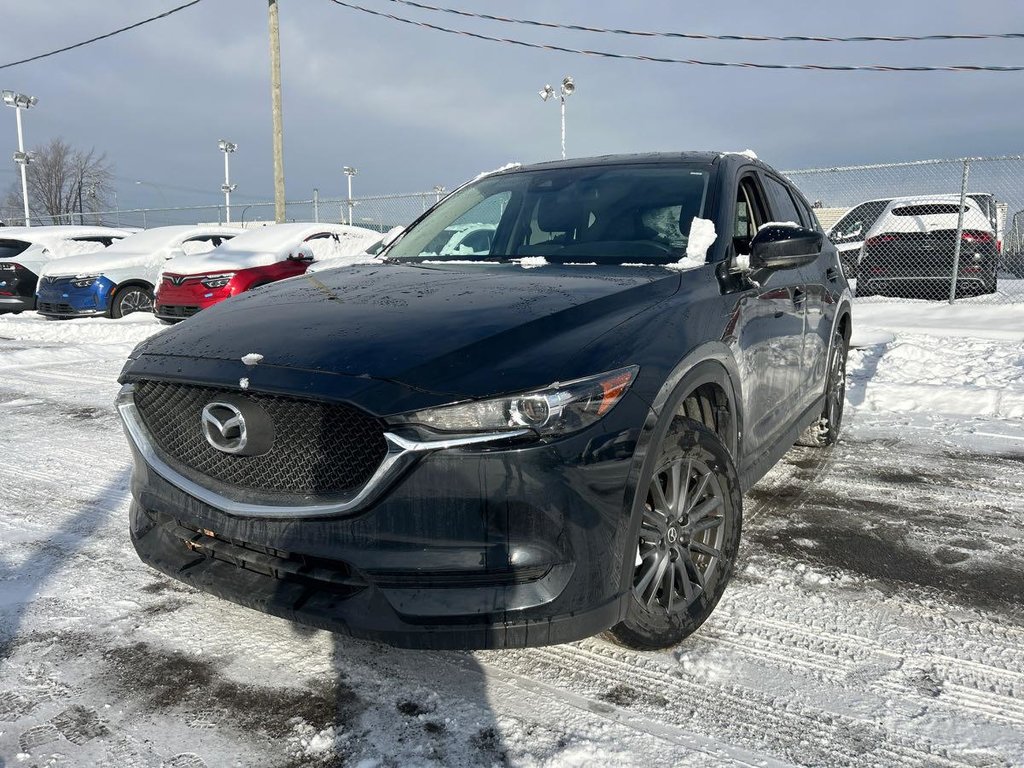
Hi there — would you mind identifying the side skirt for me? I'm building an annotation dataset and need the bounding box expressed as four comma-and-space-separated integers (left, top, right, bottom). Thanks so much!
738, 395, 824, 492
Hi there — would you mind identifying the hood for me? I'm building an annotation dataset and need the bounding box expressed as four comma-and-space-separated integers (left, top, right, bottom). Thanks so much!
41, 248, 158, 277
129, 262, 681, 402
161, 249, 282, 275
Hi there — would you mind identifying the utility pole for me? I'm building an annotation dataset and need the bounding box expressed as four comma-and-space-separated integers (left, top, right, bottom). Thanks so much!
268, 0, 286, 223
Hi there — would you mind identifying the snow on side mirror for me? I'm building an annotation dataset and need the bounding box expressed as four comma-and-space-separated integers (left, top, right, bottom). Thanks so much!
165, 247, 186, 261
288, 244, 315, 262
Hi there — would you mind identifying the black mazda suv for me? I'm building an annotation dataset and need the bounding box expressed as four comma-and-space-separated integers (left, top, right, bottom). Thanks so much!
118, 152, 852, 650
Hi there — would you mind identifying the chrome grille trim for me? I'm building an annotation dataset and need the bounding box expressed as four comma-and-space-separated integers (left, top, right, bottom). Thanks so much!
117, 384, 531, 519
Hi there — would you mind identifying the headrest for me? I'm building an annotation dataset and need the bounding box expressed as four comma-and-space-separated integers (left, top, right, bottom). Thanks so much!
537, 193, 582, 232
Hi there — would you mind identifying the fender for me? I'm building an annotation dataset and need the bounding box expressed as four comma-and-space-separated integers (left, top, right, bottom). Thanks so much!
614, 345, 743, 601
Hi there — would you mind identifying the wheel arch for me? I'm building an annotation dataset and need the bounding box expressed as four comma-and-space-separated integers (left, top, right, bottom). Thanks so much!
614, 345, 744, 601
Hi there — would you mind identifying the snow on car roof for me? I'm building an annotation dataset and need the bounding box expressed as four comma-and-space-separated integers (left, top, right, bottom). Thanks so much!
0, 225, 132, 246
216, 223, 377, 254
99, 225, 243, 255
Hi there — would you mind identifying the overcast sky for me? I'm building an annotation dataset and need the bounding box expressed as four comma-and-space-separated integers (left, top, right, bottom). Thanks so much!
2, 0, 1023, 210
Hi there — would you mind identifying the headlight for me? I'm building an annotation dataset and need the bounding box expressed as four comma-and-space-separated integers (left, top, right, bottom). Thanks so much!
390, 365, 639, 436
70, 274, 100, 288
201, 273, 235, 289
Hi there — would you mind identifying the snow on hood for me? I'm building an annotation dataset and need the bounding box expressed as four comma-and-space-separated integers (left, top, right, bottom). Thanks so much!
161, 223, 379, 275
40, 225, 242, 277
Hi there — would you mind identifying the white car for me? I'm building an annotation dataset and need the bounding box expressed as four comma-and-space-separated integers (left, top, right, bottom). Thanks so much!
36, 224, 243, 319
154, 222, 381, 322
0, 225, 132, 315
856, 196, 998, 297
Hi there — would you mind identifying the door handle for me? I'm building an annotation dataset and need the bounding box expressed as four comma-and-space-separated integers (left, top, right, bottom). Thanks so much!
826, 267, 838, 282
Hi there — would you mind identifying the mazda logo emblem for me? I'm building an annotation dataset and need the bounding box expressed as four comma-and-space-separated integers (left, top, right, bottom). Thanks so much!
201, 402, 248, 454
200, 395, 275, 457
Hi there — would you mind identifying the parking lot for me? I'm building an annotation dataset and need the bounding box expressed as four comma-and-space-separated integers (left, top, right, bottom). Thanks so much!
0, 305, 1020, 767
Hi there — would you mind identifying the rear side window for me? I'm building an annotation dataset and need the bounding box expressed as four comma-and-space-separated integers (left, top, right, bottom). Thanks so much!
0, 239, 31, 260
830, 200, 889, 242
761, 175, 802, 225
892, 204, 963, 217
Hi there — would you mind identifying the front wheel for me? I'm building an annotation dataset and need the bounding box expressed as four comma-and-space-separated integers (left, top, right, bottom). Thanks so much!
606, 417, 743, 650
110, 285, 154, 319
798, 330, 848, 448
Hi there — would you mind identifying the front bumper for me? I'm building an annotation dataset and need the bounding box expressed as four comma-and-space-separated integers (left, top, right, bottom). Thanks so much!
36, 277, 114, 317
0, 295, 34, 313
122, 386, 649, 649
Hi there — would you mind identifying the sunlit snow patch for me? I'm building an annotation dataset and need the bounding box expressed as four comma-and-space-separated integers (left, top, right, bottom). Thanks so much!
666, 218, 717, 271
241, 353, 264, 366
517, 256, 548, 269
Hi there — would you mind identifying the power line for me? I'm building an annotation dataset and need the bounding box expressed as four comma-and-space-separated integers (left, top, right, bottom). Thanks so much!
384, 0, 1024, 44
0, 0, 205, 71
328, 0, 1024, 73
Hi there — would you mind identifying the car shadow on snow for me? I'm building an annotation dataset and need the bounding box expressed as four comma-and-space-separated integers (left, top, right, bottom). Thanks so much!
0, 469, 131, 662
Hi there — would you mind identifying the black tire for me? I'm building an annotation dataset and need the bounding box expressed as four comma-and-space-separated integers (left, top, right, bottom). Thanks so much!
606, 417, 742, 650
110, 285, 154, 319
797, 329, 848, 448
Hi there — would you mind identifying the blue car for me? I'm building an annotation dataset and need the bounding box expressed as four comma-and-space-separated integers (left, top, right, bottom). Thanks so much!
37, 224, 242, 319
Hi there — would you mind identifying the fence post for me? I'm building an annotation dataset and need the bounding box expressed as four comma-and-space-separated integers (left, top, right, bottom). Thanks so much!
949, 159, 971, 304
313, 188, 320, 223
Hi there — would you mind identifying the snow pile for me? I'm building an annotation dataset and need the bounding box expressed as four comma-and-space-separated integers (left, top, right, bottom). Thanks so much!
241, 353, 263, 366
667, 217, 716, 271
181, 239, 216, 256
56, 239, 110, 258
473, 162, 521, 181
723, 149, 759, 160
517, 256, 548, 269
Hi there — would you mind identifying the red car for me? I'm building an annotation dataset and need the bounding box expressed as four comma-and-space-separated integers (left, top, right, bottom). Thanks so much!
155, 223, 381, 322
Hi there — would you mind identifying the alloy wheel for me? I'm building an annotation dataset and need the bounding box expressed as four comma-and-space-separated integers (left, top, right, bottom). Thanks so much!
634, 456, 726, 614
120, 288, 153, 316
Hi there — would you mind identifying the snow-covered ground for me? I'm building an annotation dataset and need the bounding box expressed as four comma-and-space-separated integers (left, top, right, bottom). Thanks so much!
0, 303, 1022, 767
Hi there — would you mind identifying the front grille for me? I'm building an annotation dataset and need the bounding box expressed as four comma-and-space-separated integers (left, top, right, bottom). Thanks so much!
157, 304, 201, 318
38, 301, 76, 314
133, 380, 388, 497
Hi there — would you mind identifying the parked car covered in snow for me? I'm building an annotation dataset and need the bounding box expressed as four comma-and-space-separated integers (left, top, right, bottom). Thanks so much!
154, 223, 380, 322
118, 152, 852, 650
421, 223, 497, 258
0, 225, 132, 314
36, 224, 243, 319
856, 196, 998, 297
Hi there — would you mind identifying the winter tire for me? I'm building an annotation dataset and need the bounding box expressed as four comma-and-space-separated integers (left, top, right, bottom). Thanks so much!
607, 417, 742, 650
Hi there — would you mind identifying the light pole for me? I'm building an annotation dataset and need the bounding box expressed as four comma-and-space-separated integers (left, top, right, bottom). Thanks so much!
343, 166, 357, 225
218, 139, 238, 223
539, 76, 575, 160
434, 185, 446, 204
2, 90, 38, 226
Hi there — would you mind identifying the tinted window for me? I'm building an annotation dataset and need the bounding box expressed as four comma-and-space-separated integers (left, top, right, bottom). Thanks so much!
892, 204, 963, 217
830, 200, 890, 242
761, 176, 802, 224
0, 239, 31, 260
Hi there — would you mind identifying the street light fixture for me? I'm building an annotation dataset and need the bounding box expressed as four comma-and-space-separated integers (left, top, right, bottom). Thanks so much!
2, 89, 38, 226
218, 139, 238, 223
343, 166, 358, 225
433, 184, 446, 204
539, 75, 575, 160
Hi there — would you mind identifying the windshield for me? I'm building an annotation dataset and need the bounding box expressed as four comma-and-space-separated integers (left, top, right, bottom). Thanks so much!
387, 164, 712, 265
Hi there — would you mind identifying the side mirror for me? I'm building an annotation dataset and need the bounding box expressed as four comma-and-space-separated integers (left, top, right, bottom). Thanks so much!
750, 225, 823, 270
288, 244, 315, 262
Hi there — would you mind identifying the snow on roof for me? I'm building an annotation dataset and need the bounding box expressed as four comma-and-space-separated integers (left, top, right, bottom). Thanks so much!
215, 222, 376, 254
473, 162, 522, 181
0, 225, 132, 246
99, 225, 243, 255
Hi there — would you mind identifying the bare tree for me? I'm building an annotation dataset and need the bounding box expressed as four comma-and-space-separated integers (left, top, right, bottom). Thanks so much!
4, 138, 114, 225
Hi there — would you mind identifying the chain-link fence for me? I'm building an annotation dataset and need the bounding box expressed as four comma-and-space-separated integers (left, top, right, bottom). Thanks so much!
7, 190, 445, 232
784, 156, 1024, 305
